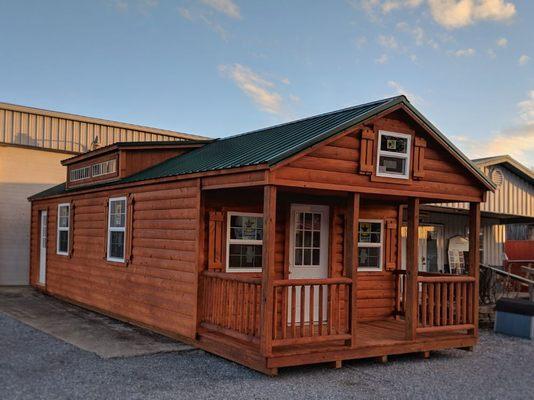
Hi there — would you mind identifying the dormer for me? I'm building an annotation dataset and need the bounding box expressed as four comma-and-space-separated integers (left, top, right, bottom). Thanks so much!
62, 140, 210, 189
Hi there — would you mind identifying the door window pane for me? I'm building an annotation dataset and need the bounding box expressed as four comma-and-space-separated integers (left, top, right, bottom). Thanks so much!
294, 211, 322, 267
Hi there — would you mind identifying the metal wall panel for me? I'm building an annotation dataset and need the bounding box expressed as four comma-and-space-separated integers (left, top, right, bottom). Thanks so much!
0, 102, 205, 154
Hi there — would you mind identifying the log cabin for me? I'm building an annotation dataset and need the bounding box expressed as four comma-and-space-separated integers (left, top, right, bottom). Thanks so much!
28, 96, 496, 375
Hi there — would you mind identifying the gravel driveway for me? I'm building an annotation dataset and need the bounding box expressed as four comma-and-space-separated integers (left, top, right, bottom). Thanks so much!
1, 312, 532, 400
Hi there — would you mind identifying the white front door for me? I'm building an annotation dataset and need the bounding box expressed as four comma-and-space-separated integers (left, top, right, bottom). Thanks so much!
39, 210, 47, 285
288, 204, 329, 323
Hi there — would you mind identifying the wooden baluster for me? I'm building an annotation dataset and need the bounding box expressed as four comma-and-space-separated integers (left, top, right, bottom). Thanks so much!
281, 286, 287, 339
328, 284, 335, 335
291, 285, 296, 338
455, 282, 461, 325
300, 286, 306, 337
337, 284, 342, 335
421, 283, 428, 326
437, 282, 441, 326
309, 284, 315, 336
467, 282, 473, 324
272, 286, 278, 340
449, 282, 454, 326
318, 285, 324, 336
441, 282, 448, 326
428, 283, 435, 327
462, 282, 467, 324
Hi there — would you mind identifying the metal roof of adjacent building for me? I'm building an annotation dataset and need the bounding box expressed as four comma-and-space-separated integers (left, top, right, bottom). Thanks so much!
30, 95, 496, 200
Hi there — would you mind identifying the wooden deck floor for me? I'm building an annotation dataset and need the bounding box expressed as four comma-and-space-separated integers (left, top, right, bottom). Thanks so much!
197, 318, 477, 375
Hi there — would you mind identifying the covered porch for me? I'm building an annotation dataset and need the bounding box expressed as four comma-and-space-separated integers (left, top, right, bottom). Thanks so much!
196, 185, 481, 374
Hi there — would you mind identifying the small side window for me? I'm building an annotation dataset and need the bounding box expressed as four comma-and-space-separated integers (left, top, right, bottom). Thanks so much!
226, 212, 263, 272
376, 131, 411, 179
56, 203, 70, 255
107, 197, 127, 262
358, 219, 383, 272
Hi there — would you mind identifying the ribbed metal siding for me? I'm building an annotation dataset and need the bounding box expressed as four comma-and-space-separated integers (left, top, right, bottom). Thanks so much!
0, 105, 191, 154
427, 212, 505, 266
437, 166, 534, 218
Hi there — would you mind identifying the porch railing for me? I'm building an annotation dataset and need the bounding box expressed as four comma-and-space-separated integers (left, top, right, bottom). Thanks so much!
271, 278, 352, 346
417, 275, 475, 333
200, 271, 261, 343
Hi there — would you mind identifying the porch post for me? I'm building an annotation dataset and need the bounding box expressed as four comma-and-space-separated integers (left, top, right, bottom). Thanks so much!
468, 202, 481, 337
344, 193, 360, 347
260, 185, 277, 357
405, 197, 420, 340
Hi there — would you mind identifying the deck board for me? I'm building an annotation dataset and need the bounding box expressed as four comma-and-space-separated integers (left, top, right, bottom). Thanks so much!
197, 318, 476, 373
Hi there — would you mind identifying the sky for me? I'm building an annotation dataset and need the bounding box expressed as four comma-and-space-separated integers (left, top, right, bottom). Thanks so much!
0, 0, 533, 167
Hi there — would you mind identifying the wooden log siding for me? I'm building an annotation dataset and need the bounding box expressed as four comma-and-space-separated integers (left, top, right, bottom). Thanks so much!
30, 180, 201, 339
273, 113, 485, 202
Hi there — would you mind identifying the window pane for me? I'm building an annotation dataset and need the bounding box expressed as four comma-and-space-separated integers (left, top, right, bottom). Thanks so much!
109, 231, 125, 259
304, 231, 312, 247
59, 206, 69, 228
228, 244, 262, 270
295, 248, 303, 266
312, 231, 320, 247
303, 249, 311, 265
230, 215, 262, 240
359, 247, 381, 269
359, 222, 381, 243
380, 134, 408, 154
312, 249, 320, 265
378, 156, 406, 175
110, 200, 126, 228
58, 231, 69, 253
312, 213, 321, 230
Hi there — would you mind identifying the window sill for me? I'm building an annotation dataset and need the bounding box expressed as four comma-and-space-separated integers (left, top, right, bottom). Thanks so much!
106, 258, 128, 267
370, 174, 413, 185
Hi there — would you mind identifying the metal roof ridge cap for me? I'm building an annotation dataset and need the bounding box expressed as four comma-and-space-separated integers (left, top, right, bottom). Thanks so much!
216, 96, 402, 143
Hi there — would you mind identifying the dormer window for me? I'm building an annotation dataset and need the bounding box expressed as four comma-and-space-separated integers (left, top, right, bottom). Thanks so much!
376, 131, 411, 179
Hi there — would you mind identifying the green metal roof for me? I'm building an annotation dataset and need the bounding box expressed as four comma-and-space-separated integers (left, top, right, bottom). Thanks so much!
29, 95, 495, 200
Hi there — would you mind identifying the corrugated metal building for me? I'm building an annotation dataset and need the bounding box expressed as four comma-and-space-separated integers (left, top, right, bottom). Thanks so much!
418, 155, 534, 269
0, 101, 206, 285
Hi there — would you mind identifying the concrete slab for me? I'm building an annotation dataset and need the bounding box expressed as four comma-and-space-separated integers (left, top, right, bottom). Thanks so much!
0, 286, 192, 358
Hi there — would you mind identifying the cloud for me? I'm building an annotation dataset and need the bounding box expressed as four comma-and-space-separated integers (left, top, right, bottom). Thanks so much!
355, 35, 368, 48
178, 7, 194, 20
178, 6, 231, 40
199, 14, 228, 40
396, 22, 439, 48
449, 48, 476, 57
428, 0, 516, 29
375, 54, 389, 64
487, 48, 497, 58
378, 35, 399, 49
453, 90, 534, 166
388, 80, 425, 106
109, 0, 158, 13
201, 0, 241, 19
219, 64, 285, 115
358, 0, 423, 13
496, 37, 508, 47
281, 78, 291, 85
518, 90, 534, 125
518, 54, 530, 66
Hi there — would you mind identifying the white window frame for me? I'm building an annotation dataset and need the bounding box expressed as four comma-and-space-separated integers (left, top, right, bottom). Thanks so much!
70, 166, 90, 182
358, 219, 384, 272
376, 130, 412, 179
92, 159, 117, 177
226, 211, 264, 273
107, 196, 127, 263
56, 203, 70, 256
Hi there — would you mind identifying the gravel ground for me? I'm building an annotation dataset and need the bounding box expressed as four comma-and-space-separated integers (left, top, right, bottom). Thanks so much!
1, 313, 532, 400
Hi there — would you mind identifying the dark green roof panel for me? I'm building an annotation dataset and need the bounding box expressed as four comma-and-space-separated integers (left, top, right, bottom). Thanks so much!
124, 97, 395, 183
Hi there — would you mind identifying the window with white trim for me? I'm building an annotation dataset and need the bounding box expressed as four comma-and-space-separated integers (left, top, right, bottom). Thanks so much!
107, 197, 127, 262
376, 130, 411, 179
56, 203, 70, 255
358, 219, 383, 271
226, 212, 263, 272
70, 166, 90, 181
92, 159, 117, 177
